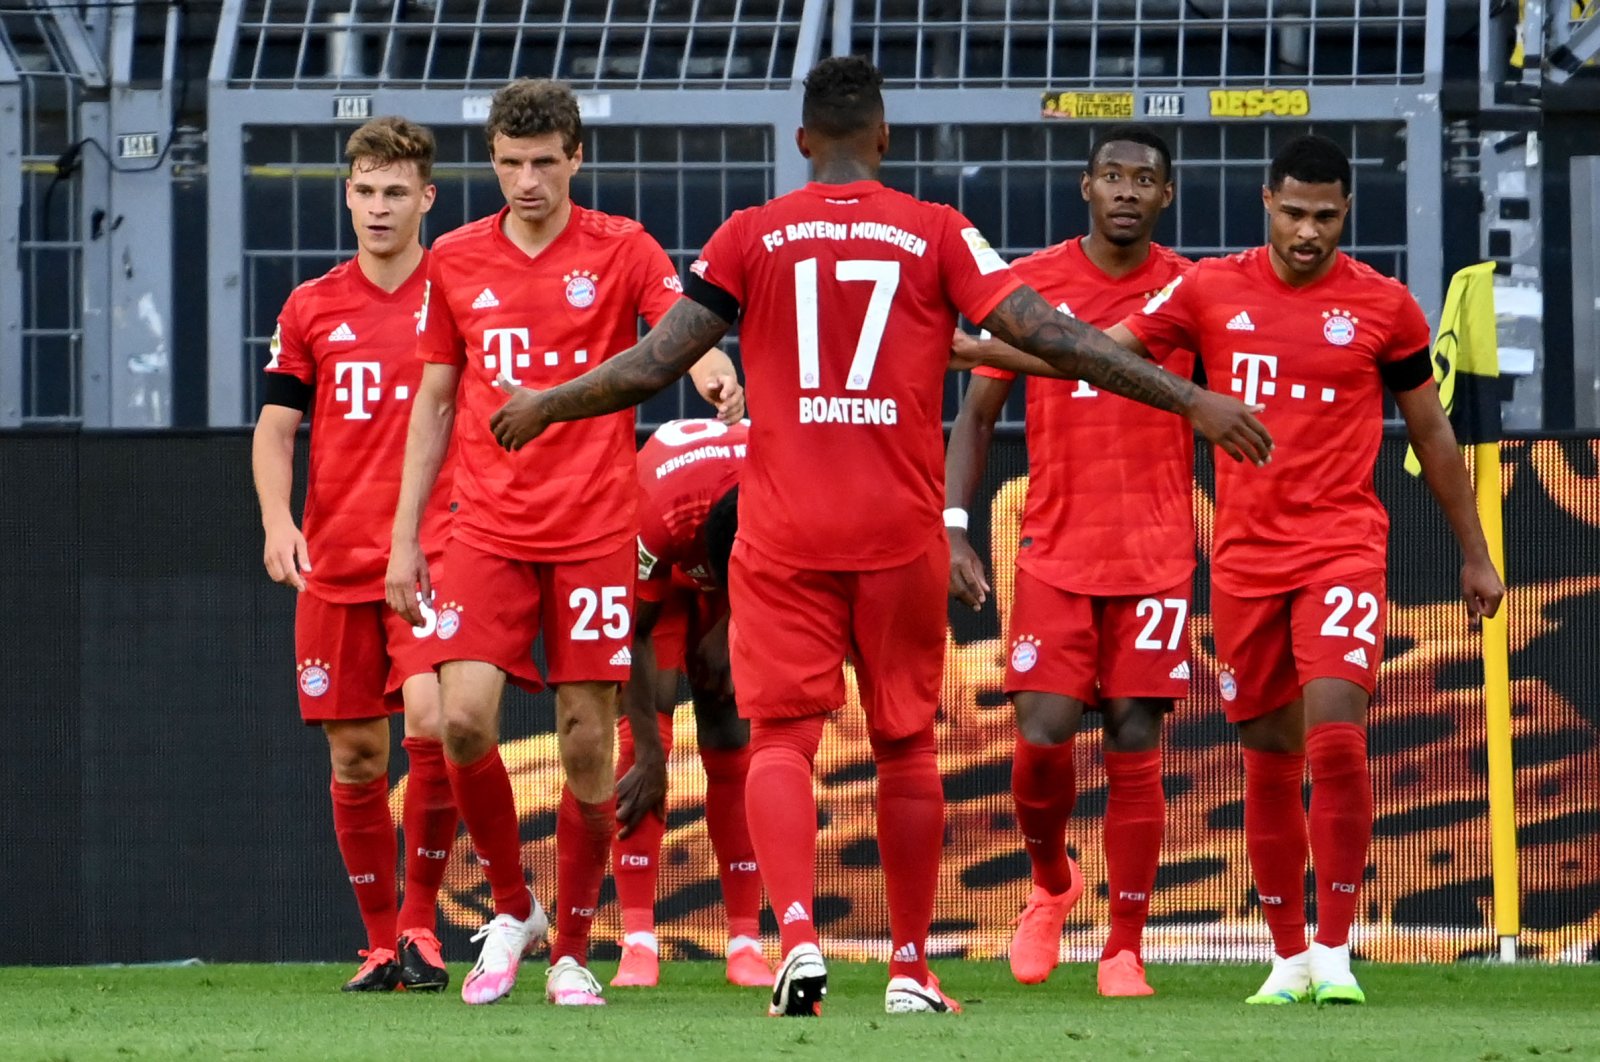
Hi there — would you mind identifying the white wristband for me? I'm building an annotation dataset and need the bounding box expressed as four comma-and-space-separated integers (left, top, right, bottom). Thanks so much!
943, 507, 969, 531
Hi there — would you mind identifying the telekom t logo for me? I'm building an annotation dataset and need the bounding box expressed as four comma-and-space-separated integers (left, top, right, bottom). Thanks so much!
334, 361, 382, 420
1230, 351, 1279, 405
483, 328, 589, 385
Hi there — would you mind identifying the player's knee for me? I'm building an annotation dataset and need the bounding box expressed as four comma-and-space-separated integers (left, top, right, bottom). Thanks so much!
1015, 698, 1078, 746
1105, 701, 1165, 752
693, 695, 747, 750
442, 714, 496, 764
558, 719, 613, 783
326, 727, 387, 784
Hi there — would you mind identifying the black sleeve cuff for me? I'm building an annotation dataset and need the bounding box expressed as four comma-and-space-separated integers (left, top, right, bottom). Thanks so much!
1380, 346, 1433, 393
685, 272, 740, 324
259, 372, 313, 413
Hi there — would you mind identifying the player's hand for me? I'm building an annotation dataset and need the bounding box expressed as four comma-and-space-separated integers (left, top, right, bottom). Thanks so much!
489, 376, 550, 451
616, 756, 668, 838
698, 370, 746, 424
1462, 555, 1506, 621
263, 519, 312, 592
385, 535, 432, 626
1188, 391, 1273, 466
948, 328, 983, 371
948, 528, 990, 611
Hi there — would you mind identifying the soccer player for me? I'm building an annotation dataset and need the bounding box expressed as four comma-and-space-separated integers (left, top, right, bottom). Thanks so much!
251, 116, 459, 993
609, 417, 770, 990
1100, 135, 1503, 1005
944, 126, 1193, 997
384, 79, 744, 1007
484, 56, 1270, 1017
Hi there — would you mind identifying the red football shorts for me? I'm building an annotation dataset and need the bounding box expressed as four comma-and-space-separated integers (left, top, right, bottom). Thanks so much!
727, 536, 947, 740
1211, 571, 1388, 723
1003, 567, 1192, 704
648, 585, 729, 677
428, 538, 635, 691
293, 590, 437, 724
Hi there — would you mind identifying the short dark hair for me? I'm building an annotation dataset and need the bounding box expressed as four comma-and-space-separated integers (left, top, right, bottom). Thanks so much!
1268, 134, 1351, 196
486, 79, 582, 156
346, 116, 435, 182
704, 485, 740, 591
802, 56, 885, 138
1086, 125, 1173, 181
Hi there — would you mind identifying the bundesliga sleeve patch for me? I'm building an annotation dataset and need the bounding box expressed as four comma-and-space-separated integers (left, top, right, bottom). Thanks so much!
960, 227, 1009, 276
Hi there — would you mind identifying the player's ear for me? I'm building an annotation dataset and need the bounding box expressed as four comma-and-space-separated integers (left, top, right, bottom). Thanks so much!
570, 142, 584, 172
875, 121, 889, 158
1260, 184, 1273, 213
1160, 179, 1175, 209
1080, 170, 1092, 203
795, 126, 813, 159
420, 182, 437, 213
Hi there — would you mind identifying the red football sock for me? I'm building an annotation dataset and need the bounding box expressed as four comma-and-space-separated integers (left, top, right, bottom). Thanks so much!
397, 737, 458, 936
553, 786, 617, 964
612, 713, 675, 937
445, 748, 531, 922
745, 716, 825, 958
872, 725, 943, 983
1242, 747, 1309, 958
1101, 748, 1165, 960
1307, 722, 1372, 948
701, 743, 762, 942
329, 775, 398, 952
1012, 735, 1077, 895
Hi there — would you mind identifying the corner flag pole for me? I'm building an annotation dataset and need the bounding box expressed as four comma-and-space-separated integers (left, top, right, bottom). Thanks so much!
1476, 441, 1518, 962
1408, 261, 1518, 960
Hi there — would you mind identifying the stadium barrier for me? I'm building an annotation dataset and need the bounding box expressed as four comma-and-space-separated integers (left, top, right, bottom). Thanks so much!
1, 430, 1596, 965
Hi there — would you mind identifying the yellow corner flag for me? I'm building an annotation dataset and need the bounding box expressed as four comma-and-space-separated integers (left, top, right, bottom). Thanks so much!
1405, 261, 1518, 959
1405, 260, 1502, 473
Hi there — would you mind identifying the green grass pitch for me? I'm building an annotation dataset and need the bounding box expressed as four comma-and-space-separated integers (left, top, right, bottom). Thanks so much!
4, 961, 1598, 1061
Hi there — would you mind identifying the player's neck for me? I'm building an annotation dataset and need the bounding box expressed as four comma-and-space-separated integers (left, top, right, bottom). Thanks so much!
501, 199, 573, 259
1080, 231, 1151, 279
809, 156, 880, 185
1266, 243, 1340, 287
355, 242, 424, 293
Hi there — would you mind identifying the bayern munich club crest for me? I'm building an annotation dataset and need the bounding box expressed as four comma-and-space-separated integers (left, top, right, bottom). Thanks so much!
1322, 308, 1359, 346
298, 659, 331, 697
1218, 668, 1239, 702
1010, 634, 1042, 673
436, 602, 463, 640
564, 270, 599, 309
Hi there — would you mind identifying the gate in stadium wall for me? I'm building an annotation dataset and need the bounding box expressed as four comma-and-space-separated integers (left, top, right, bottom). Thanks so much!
201, 0, 1451, 433
2, 432, 1594, 965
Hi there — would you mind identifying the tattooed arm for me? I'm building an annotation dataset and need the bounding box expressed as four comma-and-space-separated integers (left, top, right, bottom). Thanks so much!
490, 299, 734, 450
980, 286, 1274, 465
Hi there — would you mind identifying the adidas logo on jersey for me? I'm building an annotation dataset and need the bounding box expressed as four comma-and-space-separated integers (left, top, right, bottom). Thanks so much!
328, 322, 357, 342
781, 902, 810, 925
1226, 311, 1255, 331
892, 942, 919, 963
1169, 661, 1191, 680
609, 647, 632, 666
1343, 647, 1370, 668
471, 288, 500, 309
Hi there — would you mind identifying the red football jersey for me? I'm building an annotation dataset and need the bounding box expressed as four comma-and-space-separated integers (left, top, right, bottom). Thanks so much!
417, 204, 682, 561
635, 418, 748, 598
689, 180, 1022, 570
265, 255, 454, 603
972, 238, 1196, 595
1123, 247, 1432, 595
